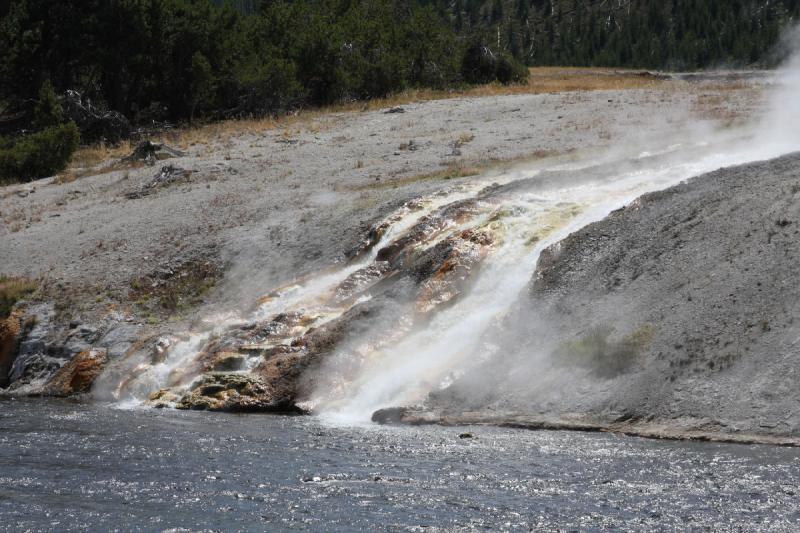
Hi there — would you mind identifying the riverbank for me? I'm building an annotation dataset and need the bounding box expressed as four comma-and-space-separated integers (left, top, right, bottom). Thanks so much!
2, 69, 787, 445
373, 408, 800, 447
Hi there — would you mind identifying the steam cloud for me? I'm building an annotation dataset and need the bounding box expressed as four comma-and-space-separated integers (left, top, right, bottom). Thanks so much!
309, 30, 800, 423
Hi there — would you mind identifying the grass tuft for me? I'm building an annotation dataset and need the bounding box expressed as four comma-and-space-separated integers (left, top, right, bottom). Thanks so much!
0, 276, 38, 318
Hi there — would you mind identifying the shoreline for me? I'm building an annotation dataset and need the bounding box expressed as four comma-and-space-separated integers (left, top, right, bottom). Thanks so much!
373, 408, 800, 447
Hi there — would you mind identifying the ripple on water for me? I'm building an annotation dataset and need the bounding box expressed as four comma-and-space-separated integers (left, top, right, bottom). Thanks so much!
1, 398, 799, 531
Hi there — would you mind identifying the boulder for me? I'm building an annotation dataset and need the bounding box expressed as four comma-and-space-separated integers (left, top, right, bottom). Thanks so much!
371, 406, 409, 424
176, 373, 303, 413
148, 389, 181, 408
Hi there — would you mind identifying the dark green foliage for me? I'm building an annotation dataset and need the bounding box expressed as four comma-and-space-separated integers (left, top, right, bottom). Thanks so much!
1, 0, 796, 149
0, 122, 79, 183
462, 41, 528, 84
0, 0, 475, 124
462, 42, 501, 84
32, 79, 63, 130
432, 0, 800, 70
0, 79, 80, 184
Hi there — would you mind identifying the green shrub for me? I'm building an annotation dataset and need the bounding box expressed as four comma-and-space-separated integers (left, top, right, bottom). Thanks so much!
461, 41, 528, 85
494, 54, 529, 85
32, 80, 64, 130
461, 42, 497, 85
0, 122, 80, 184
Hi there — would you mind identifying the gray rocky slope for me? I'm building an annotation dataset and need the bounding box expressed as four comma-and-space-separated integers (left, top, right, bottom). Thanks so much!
404, 152, 800, 442
3, 82, 755, 396
8, 77, 800, 444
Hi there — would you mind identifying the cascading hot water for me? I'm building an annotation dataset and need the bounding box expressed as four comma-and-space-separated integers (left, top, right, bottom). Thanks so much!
94, 55, 800, 423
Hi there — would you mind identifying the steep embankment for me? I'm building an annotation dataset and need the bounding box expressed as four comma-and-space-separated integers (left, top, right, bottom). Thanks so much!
3, 78, 752, 397
401, 152, 800, 443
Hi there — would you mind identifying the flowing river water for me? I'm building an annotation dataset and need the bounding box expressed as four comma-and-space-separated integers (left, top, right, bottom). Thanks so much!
2, 397, 799, 531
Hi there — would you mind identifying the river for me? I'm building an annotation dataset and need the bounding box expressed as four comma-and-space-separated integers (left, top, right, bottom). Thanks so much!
1, 398, 798, 531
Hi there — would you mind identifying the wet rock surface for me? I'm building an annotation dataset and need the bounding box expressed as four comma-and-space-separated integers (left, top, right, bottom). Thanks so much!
0, 77, 785, 439
0, 314, 22, 388
43, 349, 108, 397
0, 301, 148, 397
176, 373, 303, 413
5, 303, 64, 392
110, 187, 508, 411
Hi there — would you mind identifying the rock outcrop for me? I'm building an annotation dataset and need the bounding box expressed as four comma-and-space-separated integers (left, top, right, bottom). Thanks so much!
0, 313, 22, 388
420, 152, 800, 440
1, 303, 141, 397
175, 373, 303, 413
43, 349, 108, 397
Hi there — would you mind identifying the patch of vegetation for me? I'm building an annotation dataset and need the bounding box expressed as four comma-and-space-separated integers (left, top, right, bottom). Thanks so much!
128, 260, 221, 317
431, 0, 799, 70
555, 324, 654, 378
0, 276, 38, 319
462, 41, 528, 85
0, 122, 80, 184
0, 81, 80, 184
0, 1, 526, 130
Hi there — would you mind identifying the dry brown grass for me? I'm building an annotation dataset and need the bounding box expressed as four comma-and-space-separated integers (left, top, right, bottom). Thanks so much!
524, 67, 669, 93
70, 142, 133, 168
54, 158, 142, 184
61, 67, 724, 177
688, 80, 763, 125
0, 275, 38, 318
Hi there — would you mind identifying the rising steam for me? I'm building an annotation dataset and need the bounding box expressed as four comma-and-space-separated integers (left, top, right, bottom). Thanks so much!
95, 34, 800, 423
309, 38, 800, 422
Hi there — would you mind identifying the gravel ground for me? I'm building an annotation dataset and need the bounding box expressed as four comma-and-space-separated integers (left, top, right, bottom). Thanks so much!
0, 82, 759, 326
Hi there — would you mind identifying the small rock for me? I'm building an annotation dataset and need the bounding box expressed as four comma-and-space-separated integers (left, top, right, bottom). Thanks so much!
458, 432, 474, 439
371, 406, 408, 424
210, 353, 247, 372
